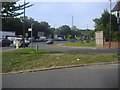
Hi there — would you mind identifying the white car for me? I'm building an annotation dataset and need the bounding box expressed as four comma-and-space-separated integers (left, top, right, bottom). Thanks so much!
13, 38, 30, 47
39, 36, 47, 41
46, 39, 54, 44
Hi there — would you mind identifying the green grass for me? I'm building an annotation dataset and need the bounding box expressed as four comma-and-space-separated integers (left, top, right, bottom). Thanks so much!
61, 41, 96, 47
2, 48, 118, 73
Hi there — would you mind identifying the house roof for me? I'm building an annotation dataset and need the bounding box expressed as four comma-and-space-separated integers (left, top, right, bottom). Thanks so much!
112, 1, 120, 12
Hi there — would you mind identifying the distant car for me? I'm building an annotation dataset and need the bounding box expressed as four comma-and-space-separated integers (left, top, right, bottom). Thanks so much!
0, 38, 11, 47
13, 38, 30, 47
39, 36, 47, 42
71, 38, 75, 42
46, 39, 54, 44
57, 37, 63, 41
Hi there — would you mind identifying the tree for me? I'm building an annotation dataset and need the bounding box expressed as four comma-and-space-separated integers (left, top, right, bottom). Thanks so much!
2, 1, 33, 18
32, 21, 42, 38
93, 9, 118, 41
49, 27, 55, 35
2, 17, 23, 35
71, 26, 80, 38
39, 22, 50, 37
59, 25, 71, 37
93, 18, 102, 31
54, 28, 61, 35
2, 16, 34, 35
2, 1, 33, 37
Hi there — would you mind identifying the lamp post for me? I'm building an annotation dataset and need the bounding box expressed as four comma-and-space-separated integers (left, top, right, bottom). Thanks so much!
30, 23, 33, 49
109, 0, 112, 48
28, 23, 33, 49
71, 16, 74, 39
23, 0, 26, 48
117, 0, 120, 31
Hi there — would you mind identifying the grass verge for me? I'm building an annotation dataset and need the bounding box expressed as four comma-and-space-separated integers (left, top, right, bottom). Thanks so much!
2, 48, 118, 73
61, 41, 96, 47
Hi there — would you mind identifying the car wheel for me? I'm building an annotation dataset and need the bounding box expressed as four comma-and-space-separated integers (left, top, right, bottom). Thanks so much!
7, 44, 10, 46
25, 44, 29, 47
2, 45, 5, 47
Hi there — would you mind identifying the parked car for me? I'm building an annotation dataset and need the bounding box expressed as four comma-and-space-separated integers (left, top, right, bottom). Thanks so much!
39, 36, 47, 42
46, 39, 54, 44
13, 38, 30, 47
71, 38, 75, 42
57, 37, 63, 41
0, 38, 11, 47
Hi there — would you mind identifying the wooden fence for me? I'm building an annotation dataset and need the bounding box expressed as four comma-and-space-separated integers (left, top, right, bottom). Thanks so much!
103, 42, 120, 48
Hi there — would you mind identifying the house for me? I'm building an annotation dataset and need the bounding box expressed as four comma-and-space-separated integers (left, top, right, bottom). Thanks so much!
112, 1, 120, 31
112, 1, 120, 17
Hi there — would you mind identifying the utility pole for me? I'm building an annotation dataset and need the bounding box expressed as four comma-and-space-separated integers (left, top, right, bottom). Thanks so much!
71, 16, 74, 39
109, 0, 112, 48
87, 24, 88, 30
72, 16, 74, 27
0, 2, 2, 31
23, 0, 26, 48
117, 0, 120, 31
87, 24, 89, 40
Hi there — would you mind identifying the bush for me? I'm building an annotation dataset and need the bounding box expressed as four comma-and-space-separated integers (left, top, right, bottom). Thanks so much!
111, 31, 120, 42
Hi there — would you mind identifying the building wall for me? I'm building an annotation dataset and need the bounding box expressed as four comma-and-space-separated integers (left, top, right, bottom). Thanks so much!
0, 31, 15, 39
112, 11, 120, 18
95, 31, 104, 47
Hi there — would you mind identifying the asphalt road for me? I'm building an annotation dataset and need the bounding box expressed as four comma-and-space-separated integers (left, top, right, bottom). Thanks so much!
1, 41, 119, 53
1, 41, 70, 52
2, 64, 119, 88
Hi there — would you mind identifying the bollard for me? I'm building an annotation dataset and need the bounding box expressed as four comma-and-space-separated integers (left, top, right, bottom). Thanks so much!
36, 45, 39, 50
16, 43, 19, 49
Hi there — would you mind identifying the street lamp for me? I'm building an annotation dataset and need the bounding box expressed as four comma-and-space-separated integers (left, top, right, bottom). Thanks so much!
28, 23, 33, 49
23, 0, 26, 48
71, 16, 74, 39
109, 0, 112, 48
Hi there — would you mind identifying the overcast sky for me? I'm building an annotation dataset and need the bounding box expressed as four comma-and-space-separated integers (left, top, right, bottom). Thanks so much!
18, 1, 116, 29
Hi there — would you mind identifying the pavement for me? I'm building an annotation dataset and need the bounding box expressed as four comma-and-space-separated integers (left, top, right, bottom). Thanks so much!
2, 64, 119, 88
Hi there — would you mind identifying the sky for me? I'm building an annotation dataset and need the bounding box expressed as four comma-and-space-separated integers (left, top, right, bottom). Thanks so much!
17, 0, 117, 30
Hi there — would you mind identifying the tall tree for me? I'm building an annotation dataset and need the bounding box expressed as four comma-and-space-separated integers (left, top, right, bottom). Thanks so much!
2, 1, 33, 18
59, 25, 71, 37
93, 9, 118, 41
2, 17, 23, 35
71, 26, 80, 38
39, 22, 50, 36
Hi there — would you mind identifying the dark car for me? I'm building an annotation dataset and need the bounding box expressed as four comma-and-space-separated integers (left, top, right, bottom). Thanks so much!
0, 39, 11, 47
71, 38, 75, 42
46, 39, 54, 44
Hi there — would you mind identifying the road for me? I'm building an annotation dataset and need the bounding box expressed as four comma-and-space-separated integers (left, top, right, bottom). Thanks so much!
2, 64, 118, 88
1, 41, 70, 52
1, 41, 119, 53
